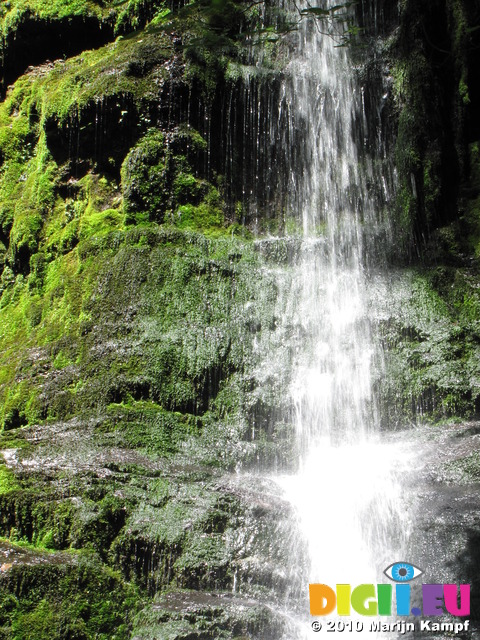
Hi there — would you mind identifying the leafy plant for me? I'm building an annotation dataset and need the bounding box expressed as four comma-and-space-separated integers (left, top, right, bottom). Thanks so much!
299, 1, 360, 46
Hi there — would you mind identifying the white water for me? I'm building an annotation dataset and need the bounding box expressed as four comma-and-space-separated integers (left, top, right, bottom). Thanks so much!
260, 1, 412, 635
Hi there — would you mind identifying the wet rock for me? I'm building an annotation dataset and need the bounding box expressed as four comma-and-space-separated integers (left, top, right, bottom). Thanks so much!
132, 590, 297, 640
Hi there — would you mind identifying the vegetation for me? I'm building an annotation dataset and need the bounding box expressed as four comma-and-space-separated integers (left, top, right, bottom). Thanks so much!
389, 0, 480, 255
0, 2, 298, 634
0, 544, 139, 640
0, 0, 167, 38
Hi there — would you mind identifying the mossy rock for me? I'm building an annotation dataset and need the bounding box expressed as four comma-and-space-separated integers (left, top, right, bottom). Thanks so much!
121, 126, 210, 225
131, 590, 297, 640
0, 542, 139, 640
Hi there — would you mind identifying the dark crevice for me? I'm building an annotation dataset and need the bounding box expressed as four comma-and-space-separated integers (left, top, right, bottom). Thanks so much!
2, 15, 115, 97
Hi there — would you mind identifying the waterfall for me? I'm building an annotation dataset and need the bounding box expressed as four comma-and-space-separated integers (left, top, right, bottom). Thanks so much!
245, 0, 412, 635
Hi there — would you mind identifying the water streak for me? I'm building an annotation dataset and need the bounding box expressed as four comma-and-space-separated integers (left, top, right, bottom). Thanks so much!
255, 1, 411, 635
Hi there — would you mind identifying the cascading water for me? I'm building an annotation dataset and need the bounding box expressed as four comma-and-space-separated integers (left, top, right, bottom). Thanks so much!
247, 0, 413, 635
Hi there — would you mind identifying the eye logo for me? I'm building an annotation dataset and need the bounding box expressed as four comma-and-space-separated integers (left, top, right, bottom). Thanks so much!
384, 562, 423, 582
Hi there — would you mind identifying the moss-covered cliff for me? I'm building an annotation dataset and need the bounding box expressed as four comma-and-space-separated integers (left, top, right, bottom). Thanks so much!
365, 0, 480, 426
0, 3, 306, 637
1, 0, 480, 637
387, 0, 480, 251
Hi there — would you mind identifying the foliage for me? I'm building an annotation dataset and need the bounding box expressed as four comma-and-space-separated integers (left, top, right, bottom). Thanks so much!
299, 2, 362, 46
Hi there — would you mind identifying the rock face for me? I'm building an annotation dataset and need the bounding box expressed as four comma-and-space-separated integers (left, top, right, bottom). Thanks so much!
1, 0, 480, 638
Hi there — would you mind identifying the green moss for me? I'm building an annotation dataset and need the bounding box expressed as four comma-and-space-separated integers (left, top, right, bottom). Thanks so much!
459, 75, 470, 105
0, 121, 55, 267
43, 174, 123, 257
175, 187, 225, 236
0, 29, 173, 139
173, 534, 230, 588
457, 141, 480, 257
0, 466, 20, 495
121, 129, 168, 222
103, 403, 200, 457
390, 0, 475, 251
121, 126, 221, 229
378, 268, 480, 425
444, 451, 480, 483
52, 350, 74, 369
391, 52, 430, 247
0, 0, 167, 40
1, 0, 102, 34
173, 172, 205, 203
423, 156, 441, 213
0, 550, 140, 640
0, 7, 297, 634
1, 380, 42, 430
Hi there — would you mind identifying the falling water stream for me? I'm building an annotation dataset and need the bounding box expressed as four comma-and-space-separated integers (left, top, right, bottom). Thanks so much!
254, 0, 413, 635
